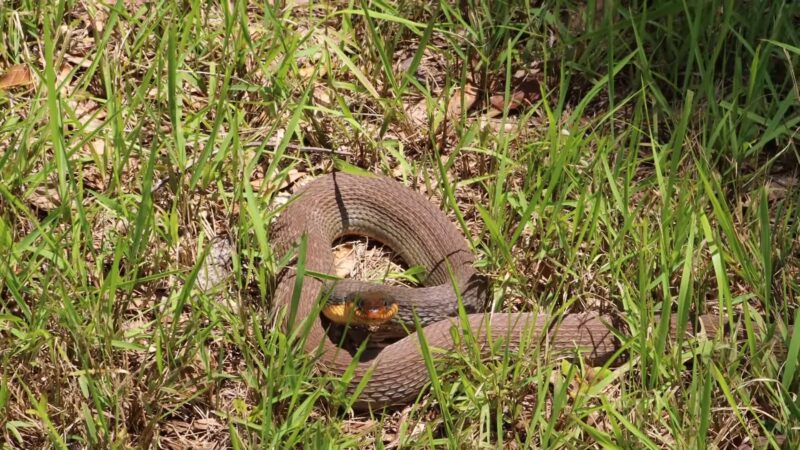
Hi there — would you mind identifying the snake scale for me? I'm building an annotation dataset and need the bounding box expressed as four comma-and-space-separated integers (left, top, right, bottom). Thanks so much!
272, 172, 722, 410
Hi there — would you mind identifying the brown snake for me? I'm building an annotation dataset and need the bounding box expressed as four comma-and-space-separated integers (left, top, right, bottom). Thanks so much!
272, 172, 723, 410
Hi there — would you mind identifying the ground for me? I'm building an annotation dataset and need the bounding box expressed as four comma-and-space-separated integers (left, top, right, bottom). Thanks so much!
0, 1, 798, 448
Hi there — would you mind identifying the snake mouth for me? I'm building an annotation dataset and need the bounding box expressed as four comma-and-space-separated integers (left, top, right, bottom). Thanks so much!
322, 292, 399, 327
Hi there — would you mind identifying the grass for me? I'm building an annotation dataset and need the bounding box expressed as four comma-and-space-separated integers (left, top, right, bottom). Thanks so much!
0, 0, 798, 448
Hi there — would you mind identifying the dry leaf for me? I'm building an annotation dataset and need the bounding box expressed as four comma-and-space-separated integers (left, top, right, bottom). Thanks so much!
487, 76, 540, 117
446, 83, 478, 119
64, 53, 94, 68
0, 64, 33, 90
312, 85, 333, 107
766, 173, 798, 202
404, 98, 429, 129
82, 166, 107, 191
72, 99, 107, 133
54, 63, 75, 98
28, 186, 60, 211
299, 62, 325, 79
333, 243, 357, 278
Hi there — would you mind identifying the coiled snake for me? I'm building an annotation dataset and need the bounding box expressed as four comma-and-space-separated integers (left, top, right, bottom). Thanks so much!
272, 172, 721, 410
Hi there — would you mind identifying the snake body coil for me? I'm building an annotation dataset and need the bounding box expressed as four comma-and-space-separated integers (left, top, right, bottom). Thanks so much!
272, 172, 718, 410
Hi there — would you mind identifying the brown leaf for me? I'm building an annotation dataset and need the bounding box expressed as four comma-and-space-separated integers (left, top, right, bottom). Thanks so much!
333, 243, 358, 278
64, 53, 94, 68
489, 90, 526, 113
446, 83, 478, 119
487, 76, 540, 117
0, 64, 33, 90
312, 85, 333, 107
404, 98, 429, 129
28, 186, 61, 211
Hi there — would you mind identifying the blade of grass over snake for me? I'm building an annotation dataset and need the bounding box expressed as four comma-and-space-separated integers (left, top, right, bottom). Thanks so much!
414, 311, 455, 439
287, 235, 308, 334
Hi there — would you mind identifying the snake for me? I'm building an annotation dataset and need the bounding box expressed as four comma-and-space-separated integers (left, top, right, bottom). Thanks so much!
272, 172, 723, 410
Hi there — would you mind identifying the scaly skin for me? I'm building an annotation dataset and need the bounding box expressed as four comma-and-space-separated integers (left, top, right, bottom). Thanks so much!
272, 172, 722, 410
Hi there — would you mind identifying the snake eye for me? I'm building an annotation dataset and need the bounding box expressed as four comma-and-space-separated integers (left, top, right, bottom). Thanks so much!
350, 294, 364, 308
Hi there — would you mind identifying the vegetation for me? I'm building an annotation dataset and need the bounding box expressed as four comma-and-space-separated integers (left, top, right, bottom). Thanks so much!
0, 0, 798, 448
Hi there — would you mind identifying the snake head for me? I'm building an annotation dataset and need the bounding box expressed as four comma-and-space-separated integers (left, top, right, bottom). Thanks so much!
352, 291, 397, 322
322, 290, 398, 326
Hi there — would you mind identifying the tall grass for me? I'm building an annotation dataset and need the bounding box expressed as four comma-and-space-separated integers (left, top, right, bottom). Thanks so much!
0, 0, 797, 447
